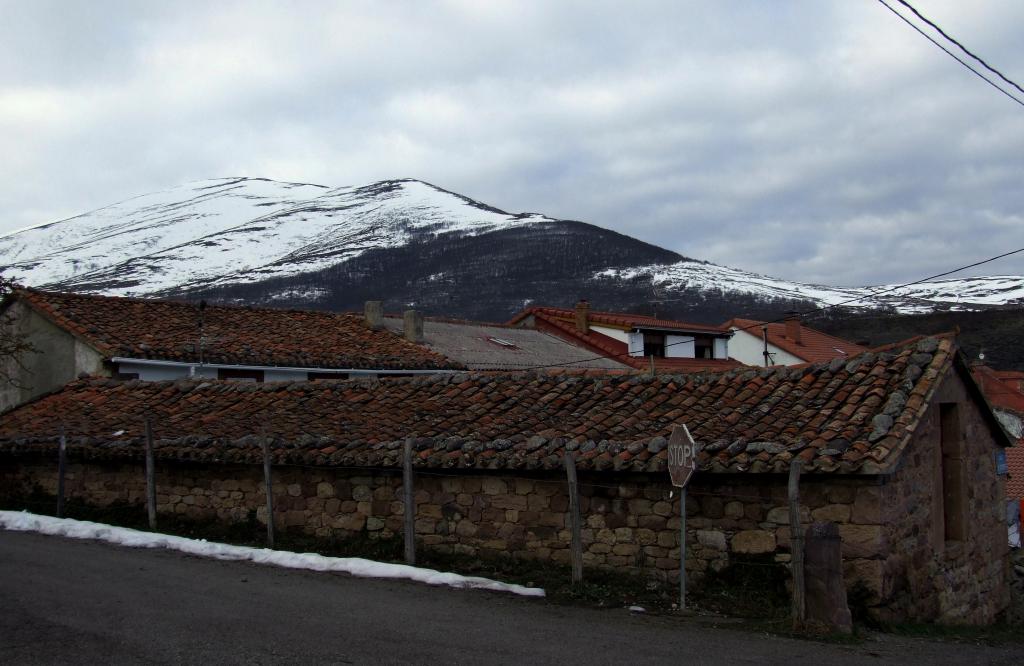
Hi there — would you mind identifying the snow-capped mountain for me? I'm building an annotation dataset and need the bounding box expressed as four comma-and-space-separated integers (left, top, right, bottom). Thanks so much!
1, 176, 1021, 318
0, 177, 550, 296
596, 263, 1024, 315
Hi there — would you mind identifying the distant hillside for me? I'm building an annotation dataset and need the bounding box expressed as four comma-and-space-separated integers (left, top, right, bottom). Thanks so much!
816, 308, 1024, 371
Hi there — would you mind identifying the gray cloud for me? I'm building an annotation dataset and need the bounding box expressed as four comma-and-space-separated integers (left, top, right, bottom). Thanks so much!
1, 0, 1022, 286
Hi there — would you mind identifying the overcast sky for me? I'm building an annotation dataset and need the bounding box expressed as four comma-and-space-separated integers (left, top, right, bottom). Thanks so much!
2, 0, 1022, 287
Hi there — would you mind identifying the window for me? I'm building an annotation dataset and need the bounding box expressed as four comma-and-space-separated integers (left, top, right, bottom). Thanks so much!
486, 336, 519, 350
643, 333, 665, 357
939, 403, 967, 543
307, 372, 350, 382
217, 368, 264, 383
694, 335, 715, 359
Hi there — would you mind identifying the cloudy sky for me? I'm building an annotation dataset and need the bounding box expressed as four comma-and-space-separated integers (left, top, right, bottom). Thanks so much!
2, 0, 1022, 286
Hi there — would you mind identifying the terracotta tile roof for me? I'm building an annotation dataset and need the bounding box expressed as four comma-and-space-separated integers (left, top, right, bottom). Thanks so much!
724, 318, 867, 364
9, 289, 461, 371
510, 306, 731, 334
380, 316, 630, 371
973, 365, 1024, 414
970, 365, 1024, 501
1, 336, 1001, 476
514, 308, 741, 373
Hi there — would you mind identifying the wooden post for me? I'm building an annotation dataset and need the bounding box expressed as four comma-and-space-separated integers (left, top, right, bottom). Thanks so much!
262, 435, 275, 549
680, 487, 687, 609
788, 460, 805, 627
563, 452, 583, 585
403, 438, 416, 565
56, 425, 67, 518
144, 417, 157, 530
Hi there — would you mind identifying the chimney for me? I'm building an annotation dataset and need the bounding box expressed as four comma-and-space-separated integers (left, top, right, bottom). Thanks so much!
574, 300, 590, 333
403, 309, 424, 343
364, 301, 384, 330
784, 311, 802, 345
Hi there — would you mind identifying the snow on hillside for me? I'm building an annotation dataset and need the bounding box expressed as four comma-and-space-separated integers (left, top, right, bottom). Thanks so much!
1, 175, 1020, 313
0, 177, 549, 297
595, 262, 1024, 314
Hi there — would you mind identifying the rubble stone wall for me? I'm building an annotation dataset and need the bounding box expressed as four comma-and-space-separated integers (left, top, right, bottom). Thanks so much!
878, 368, 1010, 625
2, 459, 888, 609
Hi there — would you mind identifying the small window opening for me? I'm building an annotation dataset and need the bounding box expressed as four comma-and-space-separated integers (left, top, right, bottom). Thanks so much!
939, 402, 967, 543
694, 335, 715, 359
217, 368, 264, 383
643, 333, 665, 358
308, 372, 350, 382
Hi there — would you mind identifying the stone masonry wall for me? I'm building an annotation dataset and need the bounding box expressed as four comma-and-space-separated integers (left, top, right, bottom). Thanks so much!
2, 457, 891, 614
879, 368, 1010, 624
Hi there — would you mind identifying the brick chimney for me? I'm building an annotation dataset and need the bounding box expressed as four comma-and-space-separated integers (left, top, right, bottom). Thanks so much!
364, 301, 383, 330
784, 311, 802, 345
574, 300, 590, 333
403, 309, 424, 343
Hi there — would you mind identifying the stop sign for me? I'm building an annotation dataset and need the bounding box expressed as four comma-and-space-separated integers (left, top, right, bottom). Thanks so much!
667, 424, 700, 488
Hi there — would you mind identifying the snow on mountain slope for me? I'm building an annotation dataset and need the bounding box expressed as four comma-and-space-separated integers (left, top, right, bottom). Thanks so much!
596, 262, 1024, 313
0, 177, 549, 296
1, 175, 1020, 314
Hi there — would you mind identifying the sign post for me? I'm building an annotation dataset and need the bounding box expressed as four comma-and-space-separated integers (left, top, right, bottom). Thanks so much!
667, 424, 700, 610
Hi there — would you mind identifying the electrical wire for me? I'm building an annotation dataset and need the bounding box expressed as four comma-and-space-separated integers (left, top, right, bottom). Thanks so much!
892, 0, 1024, 98
876, 0, 1024, 109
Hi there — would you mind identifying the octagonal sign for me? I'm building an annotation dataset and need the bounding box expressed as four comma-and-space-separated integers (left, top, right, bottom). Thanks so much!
667, 424, 700, 488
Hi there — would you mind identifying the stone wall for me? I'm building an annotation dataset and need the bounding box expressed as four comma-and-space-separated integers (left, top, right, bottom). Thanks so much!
1, 367, 1009, 626
0, 458, 885, 603
878, 367, 1010, 624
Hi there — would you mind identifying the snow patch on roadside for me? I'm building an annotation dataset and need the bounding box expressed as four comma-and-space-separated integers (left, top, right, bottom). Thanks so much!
0, 511, 545, 598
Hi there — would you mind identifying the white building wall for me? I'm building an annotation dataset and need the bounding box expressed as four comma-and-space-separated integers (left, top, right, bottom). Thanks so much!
264, 368, 311, 382
714, 338, 729, 360
665, 335, 695, 358
115, 360, 388, 382
627, 331, 644, 357
592, 325, 629, 344
728, 329, 804, 366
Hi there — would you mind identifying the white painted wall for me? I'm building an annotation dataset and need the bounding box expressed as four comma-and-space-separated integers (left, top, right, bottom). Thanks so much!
714, 338, 729, 360
728, 329, 804, 366
627, 332, 643, 357
592, 325, 629, 344
666, 335, 695, 358
115, 360, 396, 382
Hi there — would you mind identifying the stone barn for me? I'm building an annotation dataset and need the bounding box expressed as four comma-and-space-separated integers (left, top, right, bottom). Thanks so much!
0, 335, 1011, 624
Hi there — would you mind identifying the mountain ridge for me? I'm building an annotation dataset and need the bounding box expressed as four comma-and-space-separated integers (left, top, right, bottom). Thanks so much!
1, 177, 1021, 322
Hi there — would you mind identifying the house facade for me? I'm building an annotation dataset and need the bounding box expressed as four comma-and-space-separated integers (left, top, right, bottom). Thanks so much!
723, 314, 866, 367
0, 335, 1011, 624
509, 301, 740, 373
0, 289, 462, 412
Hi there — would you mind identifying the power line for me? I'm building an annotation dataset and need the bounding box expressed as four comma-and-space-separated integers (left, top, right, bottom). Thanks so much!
892, 0, 1024, 98
876, 0, 1024, 109
519, 245, 1024, 371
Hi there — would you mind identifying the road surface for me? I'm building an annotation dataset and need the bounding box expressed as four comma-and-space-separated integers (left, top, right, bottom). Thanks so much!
0, 530, 1019, 664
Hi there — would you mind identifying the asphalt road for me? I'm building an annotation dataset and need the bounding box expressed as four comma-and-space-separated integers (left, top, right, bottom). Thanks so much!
0, 530, 1020, 665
